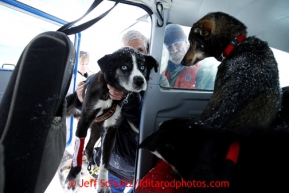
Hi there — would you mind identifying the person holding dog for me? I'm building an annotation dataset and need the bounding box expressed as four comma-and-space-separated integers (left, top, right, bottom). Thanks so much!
162, 24, 218, 90
74, 30, 155, 193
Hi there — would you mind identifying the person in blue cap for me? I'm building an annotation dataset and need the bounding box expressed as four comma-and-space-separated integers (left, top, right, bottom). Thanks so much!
162, 24, 200, 89
162, 24, 218, 90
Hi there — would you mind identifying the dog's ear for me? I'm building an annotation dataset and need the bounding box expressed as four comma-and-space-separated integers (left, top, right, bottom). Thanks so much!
193, 20, 213, 37
144, 55, 159, 73
144, 55, 159, 80
97, 54, 112, 73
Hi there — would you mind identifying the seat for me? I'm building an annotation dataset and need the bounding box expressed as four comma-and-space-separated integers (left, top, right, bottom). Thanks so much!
0, 31, 75, 193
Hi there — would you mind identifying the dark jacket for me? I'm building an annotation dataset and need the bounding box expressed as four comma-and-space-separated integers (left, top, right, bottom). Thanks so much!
105, 92, 142, 180
76, 92, 142, 180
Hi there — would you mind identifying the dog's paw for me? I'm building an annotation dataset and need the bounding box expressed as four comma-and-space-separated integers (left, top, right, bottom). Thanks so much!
65, 166, 82, 183
65, 181, 79, 192
97, 186, 111, 193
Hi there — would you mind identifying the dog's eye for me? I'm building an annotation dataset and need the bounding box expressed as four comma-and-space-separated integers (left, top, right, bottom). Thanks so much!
140, 65, 146, 71
121, 65, 127, 70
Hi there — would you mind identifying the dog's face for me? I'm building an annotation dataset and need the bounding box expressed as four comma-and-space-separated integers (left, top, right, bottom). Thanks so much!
181, 19, 213, 66
181, 12, 247, 66
98, 47, 158, 92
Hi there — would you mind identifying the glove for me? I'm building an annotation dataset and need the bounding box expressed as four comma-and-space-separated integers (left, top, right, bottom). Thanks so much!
186, 140, 240, 193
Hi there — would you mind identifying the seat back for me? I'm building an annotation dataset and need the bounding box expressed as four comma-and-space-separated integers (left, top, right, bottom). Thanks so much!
0, 31, 75, 193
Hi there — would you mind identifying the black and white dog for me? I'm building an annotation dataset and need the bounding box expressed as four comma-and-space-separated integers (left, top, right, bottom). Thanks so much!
65, 47, 158, 193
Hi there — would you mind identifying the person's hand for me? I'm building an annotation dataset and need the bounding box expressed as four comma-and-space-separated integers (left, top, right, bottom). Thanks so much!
107, 84, 124, 100
186, 140, 240, 193
76, 81, 85, 103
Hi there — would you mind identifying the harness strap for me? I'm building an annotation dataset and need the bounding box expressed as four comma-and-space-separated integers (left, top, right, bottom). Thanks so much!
93, 91, 132, 122
220, 35, 246, 61
57, 0, 122, 35
77, 71, 88, 78
84, 75, 120, 123
94, 101, 118, 122
85, 74, 95, 85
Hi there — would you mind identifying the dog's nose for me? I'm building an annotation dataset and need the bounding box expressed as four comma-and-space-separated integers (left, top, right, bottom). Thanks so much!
133, 76, 144, 87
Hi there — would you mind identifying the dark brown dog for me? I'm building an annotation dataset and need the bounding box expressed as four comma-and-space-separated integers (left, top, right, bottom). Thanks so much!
182, 11, 281, 134
139, 12, 288, 192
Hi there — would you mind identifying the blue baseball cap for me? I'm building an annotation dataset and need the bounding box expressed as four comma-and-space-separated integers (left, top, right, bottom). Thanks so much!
164, 24, 187, 47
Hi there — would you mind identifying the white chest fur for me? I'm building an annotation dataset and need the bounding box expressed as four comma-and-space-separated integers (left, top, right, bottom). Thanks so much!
93, 99, 122, 127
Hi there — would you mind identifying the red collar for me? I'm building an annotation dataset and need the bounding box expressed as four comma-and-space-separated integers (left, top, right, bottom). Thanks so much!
220, 35, 246, 61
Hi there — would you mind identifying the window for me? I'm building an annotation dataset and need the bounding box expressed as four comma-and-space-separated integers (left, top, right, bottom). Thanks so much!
160, 24, 220, 90
271, 48, 289, 88
0, 4, 64, 69
75, 3, 151, 73
17, 0, 151, 73
160, 24, 289, 90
